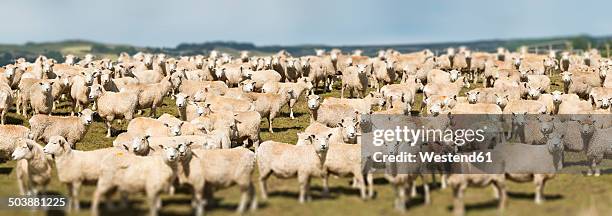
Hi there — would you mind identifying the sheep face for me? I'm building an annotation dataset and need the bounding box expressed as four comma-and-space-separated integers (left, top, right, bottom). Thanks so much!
466, 91, 479, 104
159, 144, 179, 163
165, 122, 183, 136
166, 59, 178, 72
511, 112, 527, 126
368, 92, 386, 107
546, 133, 564, 153
527, 86, 542, 100
4, 66, 15, 79
307, 95, 320, 110
131, 136, 149, 153
38, 81, 53, 93
88, 85, 104, 101
428, 102, 442, 116
43, 136, 68, 156
82, 69, 99, 85
338, 117, 358, 140
449, 70, 461, 82
315, 49, 325, 56
356, 64, 367, 74
176, 141, 193, 158
79, 109, 95, 126
65, 55, 77, 65
551, 91, 564, 104
100, 73, 112, 85
143, 54, 154, 68
384, 60, 395, 71
495, 94, 509, 109
598, 66, 608, 80
560, 72, 572, 83
579, 118, 595, 136
240, 80, 256, 92
169, 72, 183, 88
11, 138, 34, 161
301, 58, 311, 71
595, 97, 610, 109
215, 68, 225, 80
308, 133, 331, 153
175, 94, 189, 108
538, 117, 555, 135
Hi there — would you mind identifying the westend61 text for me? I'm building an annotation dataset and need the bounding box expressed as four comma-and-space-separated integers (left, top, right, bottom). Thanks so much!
372, 151, 493, 163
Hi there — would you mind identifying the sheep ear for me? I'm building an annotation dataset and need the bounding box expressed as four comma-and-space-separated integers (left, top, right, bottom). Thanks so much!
308, 134, 315, 141
26, 140, 34, 150
158, 144, 165, 150
122, 144, 129, 151
327, 133, 333, 139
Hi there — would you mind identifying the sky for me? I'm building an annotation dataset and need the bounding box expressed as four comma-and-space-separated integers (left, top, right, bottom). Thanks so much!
2, 0, 612, 47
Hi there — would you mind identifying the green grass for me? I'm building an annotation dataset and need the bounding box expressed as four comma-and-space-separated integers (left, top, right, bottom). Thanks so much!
0, 75, 611, 216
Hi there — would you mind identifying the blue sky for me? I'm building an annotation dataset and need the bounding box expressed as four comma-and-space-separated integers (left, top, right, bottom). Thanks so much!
3, 0, 611, 47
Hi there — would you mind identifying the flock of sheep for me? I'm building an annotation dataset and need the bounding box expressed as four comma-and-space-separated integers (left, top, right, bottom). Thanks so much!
0, 45, 611, 216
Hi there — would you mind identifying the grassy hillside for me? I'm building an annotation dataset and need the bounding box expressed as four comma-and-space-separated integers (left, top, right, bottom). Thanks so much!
2, 35, 611, 66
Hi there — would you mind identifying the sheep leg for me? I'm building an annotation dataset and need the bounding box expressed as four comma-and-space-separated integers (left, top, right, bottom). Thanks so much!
494, 181, 507, 213
322, 173, 330, 197
289, 106, 295, 119
72, 181, 81, 211
356, 174, 367, 200
367, 173, 374, 199
105, 120, 113, 137
423, 179, 431, 205
249, 182, 257, 211
452, 183, 466, 216
340, 85, 345, 99
534, 176, 546, 204
236, 185, 249, 213
298, 174, 310, 203
194, 191, 205, 216
150, 106, 157, 118
16, 171, 26, 195
147, 194, 159, 216
258, 169, 272, 200
410, 182, 417, 198
393, 184, 406, 212
1, 110, 5, 124
267, 117, 274, 133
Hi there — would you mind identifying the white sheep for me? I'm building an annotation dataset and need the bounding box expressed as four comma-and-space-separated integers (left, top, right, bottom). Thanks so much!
28, 109, 94, 148
11, 138, 52, 195
322, 92, 386, 114
121, 75, 174, 117
91, 143, 179, 216
257, 133, 332, 203
341, 64, 369, 98
0, 125, 30, 162
88, 85, 139, 137
307, 94, 360, 127
43, 136, 125, 211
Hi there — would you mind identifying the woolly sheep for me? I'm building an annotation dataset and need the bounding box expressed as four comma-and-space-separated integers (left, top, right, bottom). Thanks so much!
88, 85, 139, 137
28, 109, 95, 148
11, 138, 52, 195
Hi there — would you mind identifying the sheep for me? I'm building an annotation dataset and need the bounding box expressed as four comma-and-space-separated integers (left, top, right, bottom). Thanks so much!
557, 98, 592, 115
304, 117, 359, 144
23, 80, 54, 117
427, 69, 461, 84
321, 141, 368, 199
501, 133, 565, 204
179, 80, 228, 98
243, 89, 295, 133
380, 79, 423, 107
0, 83, 13, 124
28, 109, 95, 148
180, 147, 257, 215
524, 74, 551, 93
447, 173, 507, 216
88, 85, 139, 137
375, 93, 413, 115
91, 143, 180, 216
11, 138, 52, 195
121, 75, 174, 117
322, 92, 386, 114
69, 70, 98, 115
217, 63, 249, 87
561, 71, 601, 98
262, 77, 313, 119
502, 100, 547, 114
174, 93, 191, 121
43, 136, 125, 211
0, 125, 30, 162
127, 117, 183, 137
450, 103, 503, 114
157, 113, 204, 136
307, 94, 360, 127
507, 114, 556, 145
257, 133, 332, 203
194, 89, 253, 112
341, 64, 369, 98
423, 76, 469, 98
465, 88, 501, 104
372, 59, 397, 91
242, 69, 282, 90
589, 87, 612, 109
585, 126, 612, 176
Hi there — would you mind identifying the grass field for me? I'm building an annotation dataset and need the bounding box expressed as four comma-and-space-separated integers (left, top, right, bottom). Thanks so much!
0, 73, 611, 216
